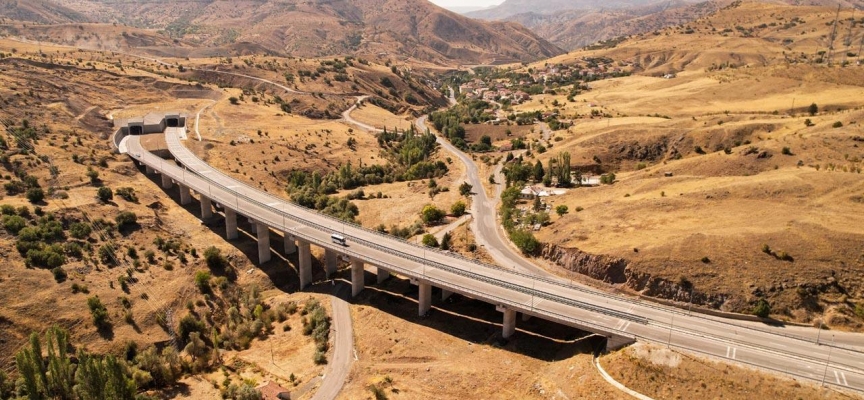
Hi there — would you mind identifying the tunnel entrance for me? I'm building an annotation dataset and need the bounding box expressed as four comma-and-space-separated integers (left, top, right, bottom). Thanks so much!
130, 125, 143, 135
166, 118, 180, 128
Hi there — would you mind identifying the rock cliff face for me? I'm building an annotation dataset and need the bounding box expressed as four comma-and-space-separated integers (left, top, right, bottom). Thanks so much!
541, 244, 728, 308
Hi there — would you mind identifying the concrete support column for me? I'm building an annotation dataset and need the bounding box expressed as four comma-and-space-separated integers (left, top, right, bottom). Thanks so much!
225, 209, 238, 240
324, 249, 338, 278
501, 307, 517, 339
377, 267, 390, 284
145, 165, 155, 174
418, 282, 432, 316
161, 174, 173, 189
200, 196, 213, 219
298, 240, 312, 289
283, 233, 296, 255
179, 184, 191, 205
351, 258, 365, 297
256, 223, 271, 264
441, 289, 453, 301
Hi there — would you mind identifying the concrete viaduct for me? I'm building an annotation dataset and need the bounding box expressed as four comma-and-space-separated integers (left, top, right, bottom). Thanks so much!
113, 126, 864, 391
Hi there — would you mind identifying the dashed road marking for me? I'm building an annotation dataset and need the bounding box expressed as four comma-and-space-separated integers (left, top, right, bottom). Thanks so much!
835, 370, 848, 386
726, 346, 737, 359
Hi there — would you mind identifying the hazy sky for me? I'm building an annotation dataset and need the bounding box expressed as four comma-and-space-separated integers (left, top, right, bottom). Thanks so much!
429, 0, 503, 7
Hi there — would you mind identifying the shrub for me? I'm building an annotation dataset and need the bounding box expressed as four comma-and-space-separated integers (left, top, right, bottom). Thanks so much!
781, 147, 792, 155
204, 246, 228, 270
194, 270, 211, 293
752, 298, 771, 318
86, 167, 99, 184
229, 97, 239, 105
440, 232, 452, 251
69, 222, 92, 240
87, 296, 111, 330
450, 201, 466, 217
832, 121, 843, 128
115, 187, 138, 202
115, 211, 137, 228
0, 204, 15, 215
52, 267, 67, 283
177, 314, 205, 342
26, 187, 45, 203
421, 205, 445, 225
98, 243, 116, 265
421, 234, 439, 247
808, 103, 818, 116
701, 256, 711, 263
855, 303, 864, 319
97, 186, 113, 202
459, 182, 473, 196
555, 205, 568, 216
2, 215, 27, 235
510, 229, 540, 255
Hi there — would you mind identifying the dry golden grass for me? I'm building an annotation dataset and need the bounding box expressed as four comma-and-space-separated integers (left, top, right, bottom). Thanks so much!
349, 103, 413, 131
603, 342, 858, 400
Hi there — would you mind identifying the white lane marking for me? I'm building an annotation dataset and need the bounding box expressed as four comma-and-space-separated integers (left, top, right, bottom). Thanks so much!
267, 202, 280, 206
835, 370, 848, 386
726, 346, 737, 359
626, 304, 635, 313
621, 321, 631, 332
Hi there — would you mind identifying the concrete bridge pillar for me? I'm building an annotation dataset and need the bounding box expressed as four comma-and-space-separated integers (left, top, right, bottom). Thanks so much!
298, 240, 312, 289
498, 306, 517, 339
605, 335, 636, 352
225, 209, 238, 240
179, 184, 191, 205
283, 232, 296, 255
145, 165, 155, 174
377, 267, 390, 284
351, 258, 365, 297
324, 249, 338, 278
200, 196, 213, 219
256, 222, 271, 264
161, 174, 173, 189
441, 289, 453, 301
418, 282, 432, 316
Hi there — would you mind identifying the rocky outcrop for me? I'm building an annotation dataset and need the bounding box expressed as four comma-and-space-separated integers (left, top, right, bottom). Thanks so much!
541, 244, 728, 309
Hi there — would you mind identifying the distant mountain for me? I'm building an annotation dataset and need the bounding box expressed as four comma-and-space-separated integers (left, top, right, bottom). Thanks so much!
468, 0, 864, 51
442, 5, 496, 15
3, 0, 563, 65
0, 0, 87, 24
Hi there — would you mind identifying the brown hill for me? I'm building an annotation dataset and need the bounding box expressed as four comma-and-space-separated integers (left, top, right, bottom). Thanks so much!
0, 0, 87, 24
4, 0, 564, 65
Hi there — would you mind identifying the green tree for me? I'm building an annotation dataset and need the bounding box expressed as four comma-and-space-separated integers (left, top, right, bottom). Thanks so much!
69, 222, 92, 239
533, 160, 545, 182
194, 270, 211, 293
204, 246, 228, 270
26, 187, 45, 203
440, 232, 452, 250
753, 298, 771, 318
96, 187, 113, 202
808, 103, 818, 116
555, 205, 569, 216
459, 182, 473, 197
510, 229, 540, 255
115, 211, 137, 228
2, 214, 27, 235
87, 296, 111, 331
86, 167, 99, 185
450, 201, 467, 217
421, 234, 439, 247
533, 196, 542, 211
420, 204, 445, 225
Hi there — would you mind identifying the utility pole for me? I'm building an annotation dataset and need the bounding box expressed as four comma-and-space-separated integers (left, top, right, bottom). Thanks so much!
842, 11, 856, 66
667, 314, 674, 349
826, 4, 842, 66
820, 335, 835, 387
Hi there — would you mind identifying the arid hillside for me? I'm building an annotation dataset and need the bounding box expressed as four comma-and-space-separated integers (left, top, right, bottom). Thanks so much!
490, 1, 864, 328
0, 0, 564, 65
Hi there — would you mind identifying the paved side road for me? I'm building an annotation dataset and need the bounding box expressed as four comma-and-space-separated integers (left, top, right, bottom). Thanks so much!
310, 283, 355, 400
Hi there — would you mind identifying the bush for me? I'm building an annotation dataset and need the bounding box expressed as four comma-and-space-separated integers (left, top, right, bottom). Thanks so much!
752, 298, 771, 318
86, 167, 99, 184
808, 103, 818, 116
87, 296, 111, 330
194, 270, 211, 293
781, 147, 792, 155
420, 205, 445, 225
2, 215, 27, 235
440, 232, 452, 251
177, 314, 205, 342
52, 267, 67, 283
0, 204, 14, 215
832, 121, 843, 128
204, 246, 228, 270
68, 222, 92, 239
459, 182, 473, 196
555, 205, 568, 216
421, 234, 439, 247
510, 229, 540, 255
115, 211, 137, 228
701, 256, 711, 263
26, 187, 45, 203
98, 244, 115, 265
97, 186, 113, 202
450, 201, 466, 217
115, 187, 138, 202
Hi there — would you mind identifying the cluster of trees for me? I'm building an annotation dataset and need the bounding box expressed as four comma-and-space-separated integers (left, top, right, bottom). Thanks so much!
499, 186, 540, 255
301, 299, 331, 365
502, 152, 577, 188
429, 100, 493, 150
